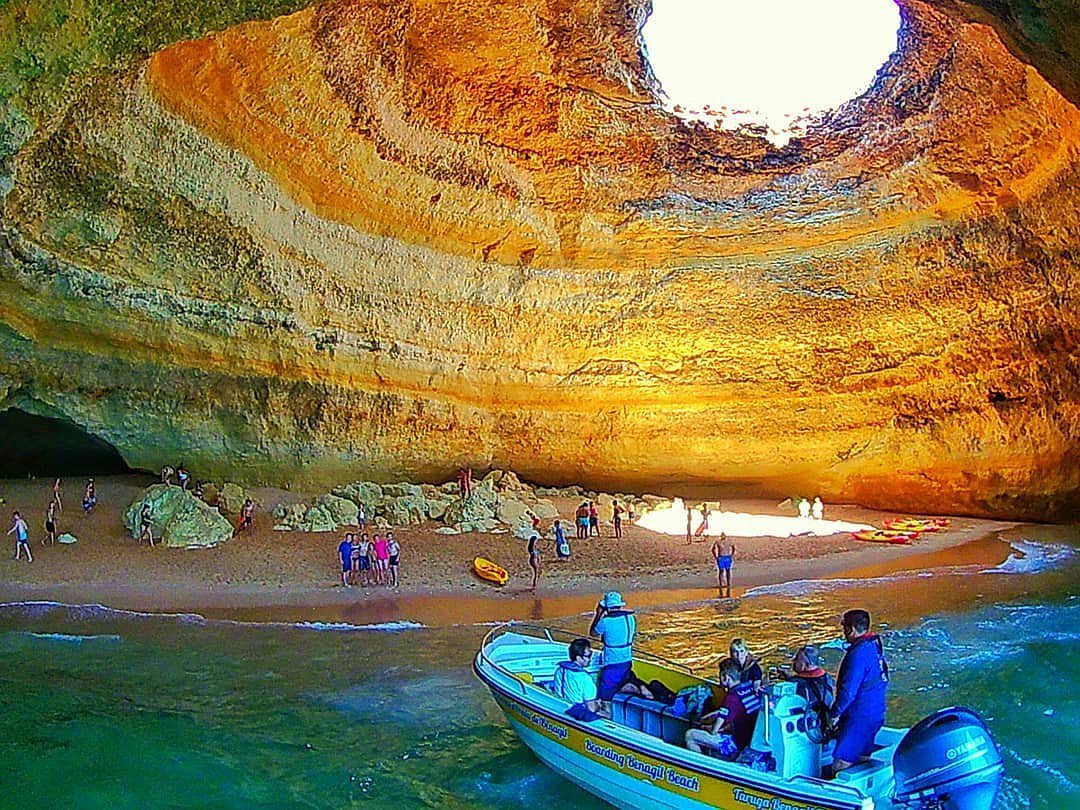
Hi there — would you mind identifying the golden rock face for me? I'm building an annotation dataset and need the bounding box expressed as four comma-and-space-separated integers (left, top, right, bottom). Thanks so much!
1, 0, 1077, 518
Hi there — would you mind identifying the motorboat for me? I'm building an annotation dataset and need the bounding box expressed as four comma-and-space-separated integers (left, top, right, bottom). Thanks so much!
474, 624, 1003, 810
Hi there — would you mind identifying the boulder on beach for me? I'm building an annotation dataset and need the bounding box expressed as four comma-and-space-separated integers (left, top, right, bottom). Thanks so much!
332, 481, 383, 516
298, 505, 337, 532
315, 493, 359, 527
124, 484, 234, 548
530, 499, 560, 520
382, 482, 422, 498
384, 494, 426, 526
496, 497, 532, 526
219, 482, 246, 515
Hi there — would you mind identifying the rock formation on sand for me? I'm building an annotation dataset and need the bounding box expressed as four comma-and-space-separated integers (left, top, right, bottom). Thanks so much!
125, 485, 235, 548
273, 469, 650, 535
1, 1, 1077, 520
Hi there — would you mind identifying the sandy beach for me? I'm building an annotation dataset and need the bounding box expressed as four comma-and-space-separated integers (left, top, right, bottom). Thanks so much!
0, 474, 1024, 617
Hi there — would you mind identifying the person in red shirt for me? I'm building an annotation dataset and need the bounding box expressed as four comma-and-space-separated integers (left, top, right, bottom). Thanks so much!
685, 658, 760, 757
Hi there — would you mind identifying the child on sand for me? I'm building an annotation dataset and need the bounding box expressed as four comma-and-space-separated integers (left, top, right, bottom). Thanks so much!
554, 519, 570, 559
238, 499, 255, 532
82, 479, 96, 514
9, 512, 31, 562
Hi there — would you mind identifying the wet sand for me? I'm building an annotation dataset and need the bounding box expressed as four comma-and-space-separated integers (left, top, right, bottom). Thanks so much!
0, 474, 1026, 620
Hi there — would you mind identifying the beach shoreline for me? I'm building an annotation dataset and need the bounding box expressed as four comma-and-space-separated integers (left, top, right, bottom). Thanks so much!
0, 474, 1026, 623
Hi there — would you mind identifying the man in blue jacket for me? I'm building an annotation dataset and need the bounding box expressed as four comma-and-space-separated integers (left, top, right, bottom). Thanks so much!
829, 609, 889, 776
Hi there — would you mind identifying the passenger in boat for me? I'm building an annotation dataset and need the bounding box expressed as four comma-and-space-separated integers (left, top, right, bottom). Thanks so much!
590, 592, 651, 709
552, 638, 609, 721
685, 658, 760, 757
829, 609, 889, 776
730, 639, 763, 689
791, 645, 835, 734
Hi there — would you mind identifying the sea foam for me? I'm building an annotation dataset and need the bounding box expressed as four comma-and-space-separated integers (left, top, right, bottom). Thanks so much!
981, 540, 1077, 575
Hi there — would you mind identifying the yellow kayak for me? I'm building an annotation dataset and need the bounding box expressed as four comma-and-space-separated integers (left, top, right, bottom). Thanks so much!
473, 556, 509, 586
885, 517, 947, 532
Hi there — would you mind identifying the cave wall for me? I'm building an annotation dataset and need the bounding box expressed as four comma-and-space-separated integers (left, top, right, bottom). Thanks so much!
0, 0, 1077, 519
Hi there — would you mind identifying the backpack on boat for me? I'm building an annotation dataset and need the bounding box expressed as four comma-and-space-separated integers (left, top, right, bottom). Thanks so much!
670, 685, 713, 719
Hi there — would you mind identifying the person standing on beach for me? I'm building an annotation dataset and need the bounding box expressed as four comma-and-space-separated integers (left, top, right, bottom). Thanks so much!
9, 512, 31, 562
238, 499, 255, 532
82, 479, 96, 514
387, 532, 400, 587
588, 501, 599, 537
161, 466, 174, 486
711, 533, 735, 597
373, 533, 390, 585
554, 519, 570, 559
138, 503, 155, 547
354, 533, 373, 587
52, 478, 62, 513
575, 502, 589, 541
44, 501, 58, 546
695, 504, 711, 538
612, 500, 624, 539
528, 533, 542, 590
812, 496, 824, 522
338, 533, 354, 587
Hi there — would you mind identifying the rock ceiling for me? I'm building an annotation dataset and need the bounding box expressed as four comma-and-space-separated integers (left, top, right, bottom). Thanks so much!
0, 0, 1076, 518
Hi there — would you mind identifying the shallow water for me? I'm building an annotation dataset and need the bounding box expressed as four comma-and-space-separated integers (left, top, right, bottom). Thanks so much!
0, 525, 1076, 809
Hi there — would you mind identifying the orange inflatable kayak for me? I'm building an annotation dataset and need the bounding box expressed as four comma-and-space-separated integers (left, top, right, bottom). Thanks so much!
473, 556, 509, 586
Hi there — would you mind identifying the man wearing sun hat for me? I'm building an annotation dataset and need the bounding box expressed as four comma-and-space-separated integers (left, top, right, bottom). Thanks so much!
589, 591, 641, 709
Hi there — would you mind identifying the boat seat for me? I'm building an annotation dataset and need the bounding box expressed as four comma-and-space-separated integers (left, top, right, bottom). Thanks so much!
611, 693, 689, 745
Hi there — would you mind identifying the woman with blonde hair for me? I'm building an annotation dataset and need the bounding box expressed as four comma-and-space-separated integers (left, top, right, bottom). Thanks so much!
729, 638, 763, 689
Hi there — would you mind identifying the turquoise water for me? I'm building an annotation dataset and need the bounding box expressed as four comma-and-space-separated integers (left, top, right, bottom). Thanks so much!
0, 527, 1076, 809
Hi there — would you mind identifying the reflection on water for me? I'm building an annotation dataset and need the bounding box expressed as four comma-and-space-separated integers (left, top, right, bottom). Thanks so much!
0, 528, 1075, 810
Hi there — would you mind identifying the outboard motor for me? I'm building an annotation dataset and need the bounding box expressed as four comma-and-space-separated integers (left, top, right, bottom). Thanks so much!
892, 707, 1004, 810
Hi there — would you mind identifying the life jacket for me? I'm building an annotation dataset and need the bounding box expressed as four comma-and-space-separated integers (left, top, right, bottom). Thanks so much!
598, 609, 636, 665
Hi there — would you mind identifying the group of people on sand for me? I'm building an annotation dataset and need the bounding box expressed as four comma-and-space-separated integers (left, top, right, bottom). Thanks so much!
7, 477, 99, 563
572, 500, 633, 541
337, 530, 401, 588
554, 600, 888, 777
159, 464, 257, 535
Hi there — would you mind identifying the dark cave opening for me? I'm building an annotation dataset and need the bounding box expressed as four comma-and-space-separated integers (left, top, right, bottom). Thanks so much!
0, 409, 133, 478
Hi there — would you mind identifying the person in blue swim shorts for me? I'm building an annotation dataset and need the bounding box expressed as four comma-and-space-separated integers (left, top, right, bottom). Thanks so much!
711, 533, 735, 598
829, 609, 889, 777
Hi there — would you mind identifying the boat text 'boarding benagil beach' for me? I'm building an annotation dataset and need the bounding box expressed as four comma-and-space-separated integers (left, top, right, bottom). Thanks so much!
474, 625, 1005, 810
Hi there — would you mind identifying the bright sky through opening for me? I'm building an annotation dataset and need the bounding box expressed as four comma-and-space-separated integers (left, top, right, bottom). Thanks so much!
642, 0, 902, 145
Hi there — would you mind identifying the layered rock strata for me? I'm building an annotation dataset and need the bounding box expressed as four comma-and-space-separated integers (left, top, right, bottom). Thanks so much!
1, 0, 1077, 519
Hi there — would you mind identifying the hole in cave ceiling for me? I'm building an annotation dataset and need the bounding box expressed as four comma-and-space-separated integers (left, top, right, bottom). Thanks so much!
640, 0, 902, 146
